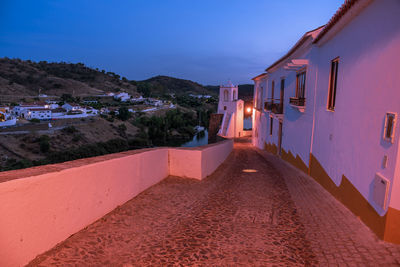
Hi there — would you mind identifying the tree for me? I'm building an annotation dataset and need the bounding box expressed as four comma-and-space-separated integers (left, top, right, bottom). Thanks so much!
61, 93, 74, 102
39, 135, 50, 153
137, 82, 151, 97
117, 107, 131, 121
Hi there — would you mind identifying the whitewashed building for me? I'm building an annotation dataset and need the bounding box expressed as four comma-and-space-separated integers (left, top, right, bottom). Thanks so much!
217, 81, 244, 138
50, 108, 66, 118
26, 109, 52, 120
13, 102, 49, 118
114, 92, 130, 102
0, 111, 16, 127
252, 0, 400, 243
62, 103, 81, 112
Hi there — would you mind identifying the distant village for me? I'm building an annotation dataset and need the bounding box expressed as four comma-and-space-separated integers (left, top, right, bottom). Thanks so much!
0, 91, 214, 128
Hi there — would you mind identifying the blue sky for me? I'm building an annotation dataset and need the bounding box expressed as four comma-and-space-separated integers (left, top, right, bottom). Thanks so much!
0, 1, 343, 85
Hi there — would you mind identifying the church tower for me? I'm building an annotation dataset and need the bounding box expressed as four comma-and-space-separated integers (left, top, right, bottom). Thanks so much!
217, 81, 238, 114
217, 81, 244, 138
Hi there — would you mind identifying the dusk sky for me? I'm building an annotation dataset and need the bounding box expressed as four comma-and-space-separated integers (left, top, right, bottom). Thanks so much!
0, 1, 343, 85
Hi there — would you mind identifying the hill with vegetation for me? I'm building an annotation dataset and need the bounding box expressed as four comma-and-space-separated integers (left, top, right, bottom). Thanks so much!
136, 75, 216, 98
0, 58, 138, 99
205, 84, 254, 101
0, 58, 223, 100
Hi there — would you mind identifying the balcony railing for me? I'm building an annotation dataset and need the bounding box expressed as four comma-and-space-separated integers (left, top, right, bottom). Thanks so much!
264, 101, 273, 111
289, 97, 306, 107
264, 98, 283, 114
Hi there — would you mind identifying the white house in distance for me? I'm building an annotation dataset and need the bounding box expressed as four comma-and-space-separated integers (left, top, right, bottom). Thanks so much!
217, 81, 244, 138
26, 109, 52, 120
252, 0, 400, 244
0, 109, 16, 127
62, 103, 81, 112
114, 92, 130, 102
13, 102, 49, 118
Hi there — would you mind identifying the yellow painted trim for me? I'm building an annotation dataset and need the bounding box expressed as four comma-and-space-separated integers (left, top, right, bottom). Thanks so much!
309, 154, 387, 239
272, 149, 400, 244
384, 207, 400, 243
264, 142, 278, 155
281, 149, 308, 174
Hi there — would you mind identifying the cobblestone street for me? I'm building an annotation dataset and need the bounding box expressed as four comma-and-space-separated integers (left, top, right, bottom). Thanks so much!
28, 140, 400, 266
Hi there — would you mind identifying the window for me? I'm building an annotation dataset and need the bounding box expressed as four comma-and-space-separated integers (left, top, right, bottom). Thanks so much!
328, 58, 339, 110
224, 90, 229, 101
384, 113, 396, 143
224, 106, 227, 110
256, 86, 263, 110
280, 78, 285, 107
269, 117, 273, 135
233, 90, 236, 100
296, 71, 306, 99
271, 81, 275, 103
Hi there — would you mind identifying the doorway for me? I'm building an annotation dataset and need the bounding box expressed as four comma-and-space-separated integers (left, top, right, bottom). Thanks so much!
278, 121, 283, 156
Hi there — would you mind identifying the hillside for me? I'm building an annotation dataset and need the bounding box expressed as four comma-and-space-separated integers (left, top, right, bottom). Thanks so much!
205, 84, 254, 101
137, 75, 216, 97
0, 58, 252, 101
0, 58, 138, 99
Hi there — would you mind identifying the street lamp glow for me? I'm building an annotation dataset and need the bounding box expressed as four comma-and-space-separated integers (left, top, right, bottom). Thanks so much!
246, 107, 252, 113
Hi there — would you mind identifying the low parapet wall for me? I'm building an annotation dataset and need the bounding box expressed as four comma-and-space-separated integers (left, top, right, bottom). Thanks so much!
0, 139, 233, 267
169, 139, 233, 179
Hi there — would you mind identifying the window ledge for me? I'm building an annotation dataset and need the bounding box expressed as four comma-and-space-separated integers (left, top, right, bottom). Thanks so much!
383, 137, 394, 144
290, 104, 305, 113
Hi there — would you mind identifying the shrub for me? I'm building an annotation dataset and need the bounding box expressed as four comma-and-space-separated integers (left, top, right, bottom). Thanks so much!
39, 135, 50, 153
72, 134, 82, 142
62, 126, 77, 134
30, 118, 40, 123
118, 124, 127, 132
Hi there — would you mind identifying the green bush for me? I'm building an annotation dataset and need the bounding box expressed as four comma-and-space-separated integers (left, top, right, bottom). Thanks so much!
117, 107, 131, 121
39, 135, 50, 153
62, 126, 77, 134
30, 118, 40, 123
72, 134, 82, 142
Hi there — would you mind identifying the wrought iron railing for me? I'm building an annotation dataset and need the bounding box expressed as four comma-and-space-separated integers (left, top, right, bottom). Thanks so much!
264, 98, 283, 114
289, 97, 306, 107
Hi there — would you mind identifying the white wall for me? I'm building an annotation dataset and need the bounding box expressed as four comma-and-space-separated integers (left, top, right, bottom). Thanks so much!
252, 0, 400, 214
312, 0, 400, 213
169, 139, 233, 179
0, 140, 233, 267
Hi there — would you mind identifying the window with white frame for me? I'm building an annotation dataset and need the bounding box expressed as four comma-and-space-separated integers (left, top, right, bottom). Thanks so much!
327, 57, 339, 110
256, 86, 263, 110
296, 70, 306, 99
384, 112, 396, 143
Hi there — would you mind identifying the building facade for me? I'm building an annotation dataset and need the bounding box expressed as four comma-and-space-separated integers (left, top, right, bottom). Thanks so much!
252, 0, 400, 243
217, 82, 244, 138
26, 109, 52, 120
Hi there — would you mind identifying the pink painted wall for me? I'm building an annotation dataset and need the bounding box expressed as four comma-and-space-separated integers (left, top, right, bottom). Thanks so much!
0, 140, 233, 267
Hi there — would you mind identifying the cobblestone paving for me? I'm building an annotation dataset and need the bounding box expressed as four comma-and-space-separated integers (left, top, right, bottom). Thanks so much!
27, 139, 400, 266
28, 141, 317, 266
256, 148, 400, 266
